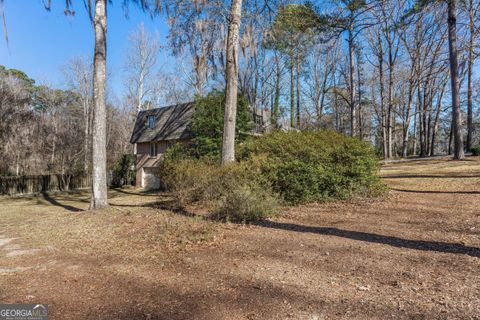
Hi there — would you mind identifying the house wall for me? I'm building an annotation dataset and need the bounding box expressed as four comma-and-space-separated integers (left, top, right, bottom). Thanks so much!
141, 167, 160, 190
134, 139, 191, 190
136, 139, 191, 156
135, 167, 143, 189
136, 142, 150, 155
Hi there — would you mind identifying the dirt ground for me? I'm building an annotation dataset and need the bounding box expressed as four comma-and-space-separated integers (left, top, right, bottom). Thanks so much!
0, 157, 479, 319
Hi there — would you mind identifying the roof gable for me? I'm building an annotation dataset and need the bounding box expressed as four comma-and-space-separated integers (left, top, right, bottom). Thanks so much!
130, 102, 195, 144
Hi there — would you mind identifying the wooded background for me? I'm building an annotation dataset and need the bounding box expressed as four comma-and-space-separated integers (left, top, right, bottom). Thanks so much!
1, 0, 479, 177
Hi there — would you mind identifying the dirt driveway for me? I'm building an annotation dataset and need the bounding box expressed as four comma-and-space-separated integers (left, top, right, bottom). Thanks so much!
0, 157, 479, 319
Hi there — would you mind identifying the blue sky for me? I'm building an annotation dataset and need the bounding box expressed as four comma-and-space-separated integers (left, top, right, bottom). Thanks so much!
0, 0, 169, 97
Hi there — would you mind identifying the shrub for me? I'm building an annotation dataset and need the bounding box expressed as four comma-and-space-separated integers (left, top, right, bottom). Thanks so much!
159, 130, 383, 221
214, 182, 278, 223
159, 157, 217, 205
238, 130, 384, 204
471, 145, 480, 156
159, 150, 278, 221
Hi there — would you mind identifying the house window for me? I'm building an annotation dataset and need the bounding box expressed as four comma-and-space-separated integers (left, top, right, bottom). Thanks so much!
149, 143, 157, 157
147, 115, 156, 129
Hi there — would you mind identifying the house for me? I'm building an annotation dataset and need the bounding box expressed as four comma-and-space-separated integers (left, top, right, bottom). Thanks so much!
130, 101, 270, 190
130, 102, 195, 189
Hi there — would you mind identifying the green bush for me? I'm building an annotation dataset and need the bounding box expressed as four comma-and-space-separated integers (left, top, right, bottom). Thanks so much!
159, 130, 383, 221
159, 151, 278, 221
238, 130, 384, 204
190, 90, 253, 158
111, 154, 136, 188
471, 145, 480, 156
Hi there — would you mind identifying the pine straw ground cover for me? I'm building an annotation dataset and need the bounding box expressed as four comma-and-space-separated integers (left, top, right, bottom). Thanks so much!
0, 157, 479, 319
0, 189, 217, 262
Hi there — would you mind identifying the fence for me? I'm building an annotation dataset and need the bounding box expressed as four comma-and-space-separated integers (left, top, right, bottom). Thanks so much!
0, 174, 92, 196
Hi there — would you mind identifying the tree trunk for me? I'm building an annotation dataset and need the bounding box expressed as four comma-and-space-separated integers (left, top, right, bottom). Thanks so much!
273, 71, 280, 126
418, 82, 426, 157
348, 28, 356, 137
413, 102, 418, 156
137, 69, 145, 113
423, 91, 429, 156
289, 57, 295, 128
467, 48, 473, 151
378, 43, 387, 158
221, 0, 243, 165
318, 66, 328, 127
467, 0, 475, 151
401, 82, 414, 158
15, 154, 19, 176
386, 48, 394, 159
448, 118, 454, 155
430, 82, 446, 156
447, 0, 465, 160
51, 120, 57, 164
273, 55, 280, 126
426, 107, 432, 156
357, 51, 363, 140
295, 58, 300, 129
332, 73, 340, 131
84, 100, 90, 173
90, 0, 109, 209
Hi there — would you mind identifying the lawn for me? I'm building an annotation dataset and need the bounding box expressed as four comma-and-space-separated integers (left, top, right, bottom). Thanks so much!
0, 157, 479, 319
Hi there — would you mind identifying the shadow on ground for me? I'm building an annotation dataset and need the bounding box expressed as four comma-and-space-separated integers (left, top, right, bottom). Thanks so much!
391, 188, 480, 195
41, 192, 83, 212
33, 187, 480, 258
254, 220, 480, 258
34, 188, 162, 213
111, 188, 160, 197
123, 199, 480, 259
383, 174, 480, 179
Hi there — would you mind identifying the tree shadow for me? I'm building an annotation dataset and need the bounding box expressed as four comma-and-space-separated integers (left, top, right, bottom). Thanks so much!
41, 192, 83, 212
131, 201, 480, 258
113, 195, 480, 258
254, 220, 480, 258
111, 188, 160, 197
383, 174, 479, 179
110, 199, 198, 218
391, 188, 480, 195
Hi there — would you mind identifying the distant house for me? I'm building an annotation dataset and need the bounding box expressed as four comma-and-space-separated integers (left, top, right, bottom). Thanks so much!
130, 102, 195, 189
130, 101, 270, 190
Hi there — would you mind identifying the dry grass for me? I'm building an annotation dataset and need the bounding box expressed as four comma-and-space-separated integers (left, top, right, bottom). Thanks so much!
0, 189, 216, 263
0, 158, 479, 319
382, 156, 480, 194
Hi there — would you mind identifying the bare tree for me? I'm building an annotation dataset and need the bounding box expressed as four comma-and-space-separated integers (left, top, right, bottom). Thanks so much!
304, 39, 339, 128
165, 0, 227, 97
124, 23, 160, 113
332, 0, 374, 137
63, 57, 93, 173
447, 0, 465, 160
464, 0, 480, 151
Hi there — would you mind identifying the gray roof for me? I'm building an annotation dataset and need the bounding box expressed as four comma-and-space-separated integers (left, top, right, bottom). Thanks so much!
130, 102, 195, 144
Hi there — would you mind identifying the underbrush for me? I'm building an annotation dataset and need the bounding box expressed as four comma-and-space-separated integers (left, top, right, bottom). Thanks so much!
159, 130, 384, 222
471, 145, 480, 156
159, 155, 278, 222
